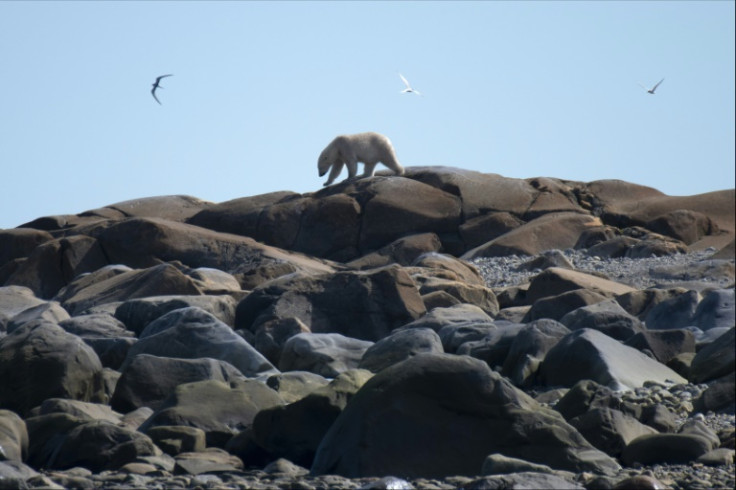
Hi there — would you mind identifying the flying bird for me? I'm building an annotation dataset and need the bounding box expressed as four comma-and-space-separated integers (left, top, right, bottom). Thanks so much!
151, 74, 173, 104
638, 78, 664, 94
399, 73, 422, 96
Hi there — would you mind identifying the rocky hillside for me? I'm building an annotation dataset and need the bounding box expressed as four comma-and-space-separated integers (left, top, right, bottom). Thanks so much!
0, 167, 734, 489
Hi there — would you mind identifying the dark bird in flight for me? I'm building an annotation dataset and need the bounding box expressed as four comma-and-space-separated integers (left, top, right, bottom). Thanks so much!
638, 78, 664, 94
151, 74, 173, 104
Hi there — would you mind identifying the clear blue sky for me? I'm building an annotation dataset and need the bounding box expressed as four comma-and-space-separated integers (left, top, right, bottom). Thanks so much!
1, 1, 734, 229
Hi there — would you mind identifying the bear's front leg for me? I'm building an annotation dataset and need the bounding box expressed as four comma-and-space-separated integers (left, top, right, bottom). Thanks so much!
324, 161, 344, 186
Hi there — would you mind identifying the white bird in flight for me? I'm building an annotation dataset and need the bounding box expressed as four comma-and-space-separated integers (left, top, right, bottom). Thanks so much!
638, 78, 664, 94
399, 73, 422, 96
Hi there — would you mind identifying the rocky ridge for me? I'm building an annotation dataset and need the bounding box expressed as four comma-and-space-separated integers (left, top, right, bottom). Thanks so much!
0, 167, 734, 489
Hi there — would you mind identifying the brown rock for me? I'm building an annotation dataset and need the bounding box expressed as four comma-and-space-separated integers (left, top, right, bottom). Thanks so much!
526, 267, 635, 303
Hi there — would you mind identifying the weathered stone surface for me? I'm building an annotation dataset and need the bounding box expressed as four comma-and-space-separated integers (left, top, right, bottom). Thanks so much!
0, 285, 46, 332
539, 329, 687, 391
279, 333, 373, 377
359, 327, 444, 373
138, 379, 284, 447
0, 228, 53, 266
467, 472, 584, 489
622, 433, 713, 466
412, 252, 487, 286
526, 267, 635, 304
252, 370, 373, 468
3, 235, 109, 299
481, 453, 556, 475
254, 316, 312, 365
236, 265, 426, 342
120, 307, 276, 378
524, 289, 609, 322
0, 410, 28, 463
35, 399, 122, 425
24, 412, 86, 468
694, 371, 735, 414
265, 371, 331, 405
83, 195, 212, 223
462, 213, 602, 259
645, 209, 720, 245
615, 287, 689, 320
689, 327, 735, 384
173, 448, 244, 475
311, 353, 619, 478
459, 212, 525, 250
144, 426, 207, 456
645, 290, 700, 330
623, 329, 696, 364
0, 322, 104, 417
693, 289, 735, 331
346, 233, 442, 270
5, 300, 70, 334
417, 277, 499, 317
59, 313, 132, 338
517, 249, 575, 272
501, 319, 571, 387
399, 304, 494, 333
47, 420, 159, 472
569, 408, 658, 457
559, 299, 645, 341
111, 354, 247, 413
457, 322, 526, 370
57, 264, 203, 316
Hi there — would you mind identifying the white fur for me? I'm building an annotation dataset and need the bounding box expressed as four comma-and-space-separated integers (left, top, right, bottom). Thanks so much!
318, 132, 405, 187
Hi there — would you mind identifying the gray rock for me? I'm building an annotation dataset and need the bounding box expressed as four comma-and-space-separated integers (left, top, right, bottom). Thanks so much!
111, 354, 247, 413
568, 408, 658, 457
466, 472, 584, 489
539, 328, 687, 391
47, 420, 159, 472
0, 410, 28, 463
516, 249, 575, 272
115, 295, 238, 336
690, 327, 735, 384
623, 329, 695, 364
645, 290, 700, 330
119, 307, 277, 378
24, 412, 86, 469
279, 333, 373, 377
694, 371, 735, 413
481, 453, 555, 475
0, 322, 105, 417
139, 379, 284, 447
35, 399, 122, 425
236, 265, 426, 342
416, 277, 499, 317
559, 299, 645, 341
622, 433, 713, 465
399, 304, 494, 333
438, 322, 498, 354
254, 316, 311, 365
5, 301, 70, 334
252, 370, 373, 468
0, 285, 46, 331
265, 371, 331, 404
59, 313, 133, 338
311, 353, 619, 478
501, 319, 570, 387
172, 448, 243, 475
359, 327, 443, 373
524, 289, 609, 322
0, 461, 39, 485
693, 288, 735, 331
144, 426, 207, 456
696, 448, 735, 466
456, 322, 526, 370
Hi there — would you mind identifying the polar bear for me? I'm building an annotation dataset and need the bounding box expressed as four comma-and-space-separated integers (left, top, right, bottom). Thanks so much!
318, 132, 405, 187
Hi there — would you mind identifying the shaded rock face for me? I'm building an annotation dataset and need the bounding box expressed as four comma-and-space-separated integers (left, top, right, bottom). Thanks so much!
311, 353, 619, 478
0, 322, 105, 417
236, 265, 426, 342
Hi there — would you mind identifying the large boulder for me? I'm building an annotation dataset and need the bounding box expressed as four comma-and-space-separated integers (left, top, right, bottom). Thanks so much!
693, 289, 735, 331
82, 195, 212, 222
462, 213, 602, 259
0, 286, 46, 333
524, 289, 609, 322
501, 319, 571, 387
539, 329, 687, 391
359, 327, 444, 373
0, 322, 105, 417
236, 265, 426, 342
689, 327, 735, 384
559, 299, 645, 341
526, 268, 635, 304
645, 290, 700, 330
347, 233, 442, 270
252, 370, 373, 468
56, 263, 204, 316
399, 304, 494, 333
278, 333, 374, 377
568, 408, 658, 457
623, 329, 696, 364
0, 228, 53, 266
120, 307, 276, 378
138, 379, 284, 447
3, 235, 108, 299
46, 420, 159, 472
0, 410, 28, 463
311, 353, 619, 478
111, 355, 248, 413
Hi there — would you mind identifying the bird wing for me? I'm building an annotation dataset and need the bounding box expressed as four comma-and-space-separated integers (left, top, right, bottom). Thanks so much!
651, 78, 664, 91
637, 82, 648, 91
151, 87, 161, 104
399, 73, 411, 89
